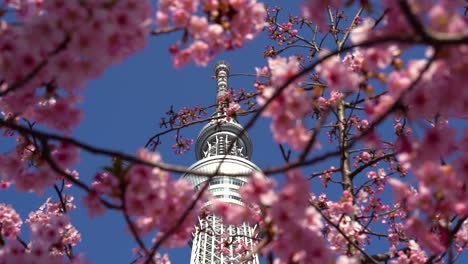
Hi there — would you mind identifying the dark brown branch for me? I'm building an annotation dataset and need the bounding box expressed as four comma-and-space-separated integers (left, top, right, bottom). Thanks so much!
144, 109, 257, 149
397, 0, 428, 40
348, 153, 395, 179
151, 27, 181, 35
308, 167, 340, 180
278, 144, 291, 162
54, 184, 68, 214
0, 120, 232, 176
397, 0, 468, 43
16, 236, 28, 249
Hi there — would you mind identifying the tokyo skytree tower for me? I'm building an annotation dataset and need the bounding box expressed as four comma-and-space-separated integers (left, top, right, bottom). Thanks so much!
182, 61, 260, 264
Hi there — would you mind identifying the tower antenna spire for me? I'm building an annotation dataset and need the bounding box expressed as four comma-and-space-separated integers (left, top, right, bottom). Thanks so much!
214, 60, 230, 110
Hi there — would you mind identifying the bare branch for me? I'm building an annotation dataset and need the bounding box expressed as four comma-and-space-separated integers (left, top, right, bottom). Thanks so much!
348, 153, 395, 179
338, 7, 364, 50
151, 27, 181, 35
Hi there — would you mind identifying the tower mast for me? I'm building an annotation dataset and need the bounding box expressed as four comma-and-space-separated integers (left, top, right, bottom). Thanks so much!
183, 61, 260, 264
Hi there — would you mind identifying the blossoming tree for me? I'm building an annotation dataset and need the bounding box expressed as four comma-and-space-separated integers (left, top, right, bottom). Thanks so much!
0, 0, 467, 263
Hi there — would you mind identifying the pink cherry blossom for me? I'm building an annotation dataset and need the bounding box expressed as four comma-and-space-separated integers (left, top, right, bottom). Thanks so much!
51, 142, 80, 169
82, 190, 106, 218
157, 0, 266, 67
405, 217, 446, 254
301, 0, 342, 30
239, 171, 277, 206
171, 134, 194, 155
0, 203, 22, 240
285, 122, 312, 151
115, 149, 207, 248
0, 0, 153, 137
316, 54, 361, 91
225, 102, 241, 122
212, 200, 254, 225
267, 56, 301, 88
350, 18, 375, 44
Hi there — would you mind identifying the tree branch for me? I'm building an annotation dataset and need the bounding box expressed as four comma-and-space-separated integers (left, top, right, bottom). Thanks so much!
348, 153, 395, 179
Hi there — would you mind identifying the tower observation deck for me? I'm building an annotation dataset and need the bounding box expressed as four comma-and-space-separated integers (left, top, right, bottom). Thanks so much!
183, 61, 260, 264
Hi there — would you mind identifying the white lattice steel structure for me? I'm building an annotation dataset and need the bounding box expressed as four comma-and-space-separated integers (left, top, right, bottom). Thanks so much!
183, 61, 260, 264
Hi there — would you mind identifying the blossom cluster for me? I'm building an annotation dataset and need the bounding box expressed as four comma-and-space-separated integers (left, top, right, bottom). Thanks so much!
1, 0, 152, 133
317, 191, 367, 256
300, 0, 342, 30
265, 13, 300, 47
0, 198, 85, 263
236, 171, 333, 263
171, 134, 194, 155
225, 102, 241, 122
83, 149, 208, 248
346, 2, 468, 121
0, 138, 80, 195
291, 2, 468, 258
298, 1, 468, 122
256, 56, 315, 151
317, 52, 361, 92
156, 0, 266, 67
388, 127, 468, 254
26, 198, 81, 256
0, 203, 22, 240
